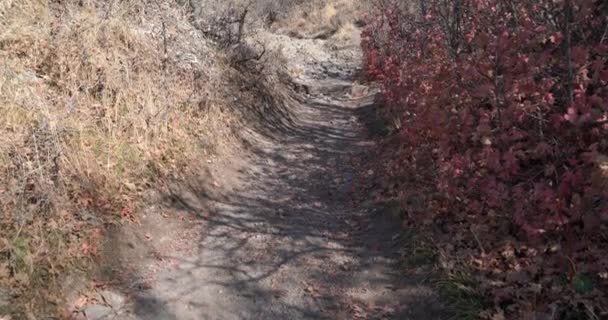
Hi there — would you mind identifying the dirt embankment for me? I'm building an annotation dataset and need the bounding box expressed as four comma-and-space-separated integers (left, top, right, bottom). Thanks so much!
0, 0, 240, 317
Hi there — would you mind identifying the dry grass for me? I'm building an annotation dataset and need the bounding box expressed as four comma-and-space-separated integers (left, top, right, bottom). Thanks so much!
0, 0, 237, 316
271, 0, 367, 41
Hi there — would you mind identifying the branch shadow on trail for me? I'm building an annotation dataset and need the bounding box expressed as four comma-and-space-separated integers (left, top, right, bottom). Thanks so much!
123, 66, 446, 319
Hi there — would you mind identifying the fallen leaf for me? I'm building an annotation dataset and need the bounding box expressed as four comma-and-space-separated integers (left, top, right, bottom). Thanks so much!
72, 296, 88, 310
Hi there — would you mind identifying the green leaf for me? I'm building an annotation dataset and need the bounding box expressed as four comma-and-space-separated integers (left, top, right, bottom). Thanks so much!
572, 274, 594, 294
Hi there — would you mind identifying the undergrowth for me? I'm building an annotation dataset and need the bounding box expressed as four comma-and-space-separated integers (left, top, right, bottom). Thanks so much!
361, 0, 608, 318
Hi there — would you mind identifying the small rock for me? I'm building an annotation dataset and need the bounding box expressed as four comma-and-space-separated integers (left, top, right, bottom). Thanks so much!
101, 290, 125, 310
351, 85, 368, 97
84, 304, 113, 320
70, 312, 87, 320
0, 288, 9, 308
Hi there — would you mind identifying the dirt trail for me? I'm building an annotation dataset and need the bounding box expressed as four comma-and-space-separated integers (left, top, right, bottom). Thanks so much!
83, 29, 445, 320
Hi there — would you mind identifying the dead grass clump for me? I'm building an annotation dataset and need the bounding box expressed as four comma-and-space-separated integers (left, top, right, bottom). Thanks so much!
329, 21, 358, 46
269, 0, 368, 40
0, 0, 235, 316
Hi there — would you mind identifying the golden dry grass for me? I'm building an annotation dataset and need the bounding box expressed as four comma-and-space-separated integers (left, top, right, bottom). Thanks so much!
0, 0, 237, 316
272, 0, 366, 40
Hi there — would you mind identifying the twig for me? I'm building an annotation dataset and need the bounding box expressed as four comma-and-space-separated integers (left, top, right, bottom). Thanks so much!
470, 226, 486, 256
236, 4, 250, 44
564, 0, 574, 106
601, 23, 608, 45
161, 20, 168, 72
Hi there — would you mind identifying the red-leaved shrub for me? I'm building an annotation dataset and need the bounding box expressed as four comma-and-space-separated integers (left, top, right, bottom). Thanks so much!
362, 0, 608, 317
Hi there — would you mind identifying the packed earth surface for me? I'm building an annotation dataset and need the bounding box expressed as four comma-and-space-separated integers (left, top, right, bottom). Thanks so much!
76, 26, 446, 320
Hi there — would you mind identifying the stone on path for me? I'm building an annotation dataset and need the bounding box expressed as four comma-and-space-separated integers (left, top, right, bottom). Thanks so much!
84, 304, 113, 320
0, 288, 9, 308
100, 290, 126, 310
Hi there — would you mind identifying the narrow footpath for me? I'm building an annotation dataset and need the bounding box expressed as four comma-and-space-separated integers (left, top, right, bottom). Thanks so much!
83, 28, 445, 320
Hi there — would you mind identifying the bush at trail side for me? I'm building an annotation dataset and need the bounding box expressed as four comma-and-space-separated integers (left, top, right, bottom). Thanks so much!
362, 0, 608, 317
